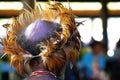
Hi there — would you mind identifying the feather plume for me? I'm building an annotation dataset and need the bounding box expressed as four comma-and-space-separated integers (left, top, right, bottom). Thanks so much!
1, 1, 81, 77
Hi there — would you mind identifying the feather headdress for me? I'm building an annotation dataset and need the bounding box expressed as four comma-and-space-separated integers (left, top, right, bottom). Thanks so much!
1, 1, 81, 77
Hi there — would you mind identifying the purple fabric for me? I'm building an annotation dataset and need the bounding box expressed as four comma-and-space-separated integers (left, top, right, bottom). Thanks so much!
18, 20, 61, 55
24, 20, 60, 42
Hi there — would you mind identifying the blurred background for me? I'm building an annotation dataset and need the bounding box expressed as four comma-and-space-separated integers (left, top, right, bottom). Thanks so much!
0, 0, 120, 80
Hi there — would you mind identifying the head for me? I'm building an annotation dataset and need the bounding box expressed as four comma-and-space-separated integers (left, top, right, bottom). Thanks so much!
90, 41, 103, 55
1, 2, 81, 80
116, 40, 120, 48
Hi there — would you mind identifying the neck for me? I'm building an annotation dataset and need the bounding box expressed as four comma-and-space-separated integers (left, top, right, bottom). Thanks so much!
32, 63, 47, 72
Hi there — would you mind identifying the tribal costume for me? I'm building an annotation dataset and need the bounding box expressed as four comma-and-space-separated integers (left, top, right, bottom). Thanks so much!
1, 1, 81, 80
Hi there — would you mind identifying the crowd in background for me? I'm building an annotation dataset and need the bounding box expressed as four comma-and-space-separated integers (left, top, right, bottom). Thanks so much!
65, 40, 120, 80
0, 40, 120, 80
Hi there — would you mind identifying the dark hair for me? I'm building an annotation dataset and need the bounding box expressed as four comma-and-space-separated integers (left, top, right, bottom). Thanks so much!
90, 41, 103, 49
116, 40, 120, 48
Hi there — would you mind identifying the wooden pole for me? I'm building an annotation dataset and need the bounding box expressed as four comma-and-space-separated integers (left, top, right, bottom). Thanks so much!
101, 0, 108, 53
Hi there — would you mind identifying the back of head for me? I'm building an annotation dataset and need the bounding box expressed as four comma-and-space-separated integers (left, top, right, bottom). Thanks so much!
90, 41, 102, 48
90, 41, 103, 55
1, 1, 81, 80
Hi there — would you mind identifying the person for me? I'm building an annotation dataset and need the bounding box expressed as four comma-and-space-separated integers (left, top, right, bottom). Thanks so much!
78, 41, 106, 80
107, 39, 120, 80
1, 1, 81, 80
114, 40, 120, 58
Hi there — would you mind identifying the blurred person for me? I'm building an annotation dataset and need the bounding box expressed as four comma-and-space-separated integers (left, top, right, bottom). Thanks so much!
0, 43, 9, 80
64, 62, 80, 80
0, 44, 20, 80
114, 40, 120, 58
77, 41, 106, 80
0, 1, 81, 80
107, 39, 120, 80
0, 59, 16, 80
